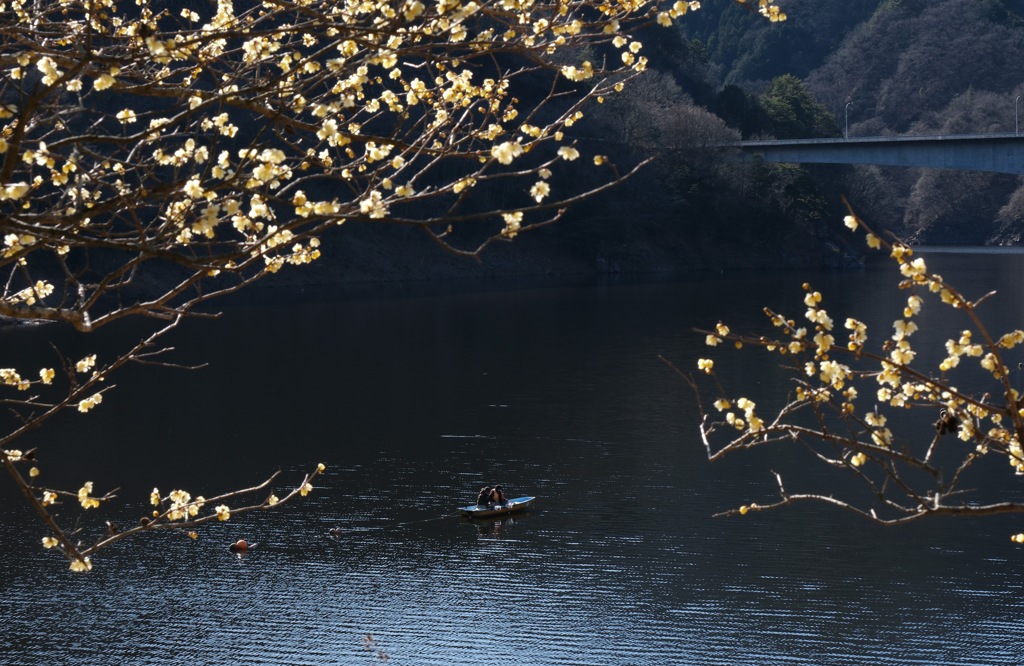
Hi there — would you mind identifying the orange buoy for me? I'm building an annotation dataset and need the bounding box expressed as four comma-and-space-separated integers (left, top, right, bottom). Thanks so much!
229, 539, 249, 552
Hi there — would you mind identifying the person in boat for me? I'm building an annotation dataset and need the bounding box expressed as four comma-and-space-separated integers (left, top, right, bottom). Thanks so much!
488, 485, 507, 506
477, 486, 492, 506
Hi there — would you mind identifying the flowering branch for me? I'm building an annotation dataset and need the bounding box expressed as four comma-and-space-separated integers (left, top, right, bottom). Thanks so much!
1, 0, 788, 569
678, 199, 1024, 541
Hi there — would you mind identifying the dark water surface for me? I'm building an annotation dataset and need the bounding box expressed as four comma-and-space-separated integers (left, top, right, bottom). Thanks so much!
2, 251, 1024, 665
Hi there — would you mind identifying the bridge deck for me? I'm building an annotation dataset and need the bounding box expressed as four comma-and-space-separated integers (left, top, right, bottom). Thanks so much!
734, 133, 1024, 174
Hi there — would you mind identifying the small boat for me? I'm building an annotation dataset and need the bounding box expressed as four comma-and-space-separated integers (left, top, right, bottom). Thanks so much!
459, 496, 535, 518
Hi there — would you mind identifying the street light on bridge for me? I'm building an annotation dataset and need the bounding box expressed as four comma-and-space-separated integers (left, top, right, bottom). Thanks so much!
845, 101, 852, 140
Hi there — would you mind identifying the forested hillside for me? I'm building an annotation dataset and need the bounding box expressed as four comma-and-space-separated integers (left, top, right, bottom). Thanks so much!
515, 0, 1024, 278
676, 0, 1024, 244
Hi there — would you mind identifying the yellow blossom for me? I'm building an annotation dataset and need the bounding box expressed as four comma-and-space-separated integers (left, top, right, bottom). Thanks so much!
69, 557, 92, 572
904, 295, 923, 317
491, 141, 523, 165
501, 211, 522, 239
998, 330, 1024, 349
77, 393, 103, 413
819, 360, 849, 388
871, 428, 893, 447
889, 342, 915, 366
892, 319, 918, 341
899, 257, 927, 280
557, 146, 580, 161
891, 243, 911, 261
215, 505, 231, 521
845, 318, 867, 348
813, 331, 834, 355
865, 411, 887, 428
75, 355, 97, 373
980, 353, 1002, 377
94, 73, 117, 91
529, 181, 550, 202
78, 482, 100, 509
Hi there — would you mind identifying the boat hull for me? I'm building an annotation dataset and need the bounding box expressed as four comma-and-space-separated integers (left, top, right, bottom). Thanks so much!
459, 496, 535, 518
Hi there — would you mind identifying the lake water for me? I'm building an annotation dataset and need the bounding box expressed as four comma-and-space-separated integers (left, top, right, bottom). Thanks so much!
2, 250, 1024, 665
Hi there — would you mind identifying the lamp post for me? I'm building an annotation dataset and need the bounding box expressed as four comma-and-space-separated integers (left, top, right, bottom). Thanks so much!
845, 101, 852, 139
1016, 95, 1021, 135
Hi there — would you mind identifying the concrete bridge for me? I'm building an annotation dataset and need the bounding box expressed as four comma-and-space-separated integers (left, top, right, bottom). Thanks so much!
734, 133, 1024, 175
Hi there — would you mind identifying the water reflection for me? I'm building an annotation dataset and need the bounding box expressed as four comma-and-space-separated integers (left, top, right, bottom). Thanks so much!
1, 255, 1024, 664
463, 512, 534, 539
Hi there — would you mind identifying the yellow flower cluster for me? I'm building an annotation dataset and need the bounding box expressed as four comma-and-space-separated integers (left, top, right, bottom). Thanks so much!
864, 411, 892, 448
166, 489, 205, 521
69, 557, 93, 572
941, 330, 984, 373
75, 355, 97, 374
0, 368, 30, 391
802, 285, 834, 358
700, 209, 1024, 484
0, 0, 790, 316
6, 280, 54, 306
1010, 439, 1024, 475
844, 317, 867, 351
77, 482, 100, 509
501, 211, 523, 239
711, 392, 763, 432
77, 393, 103, 413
